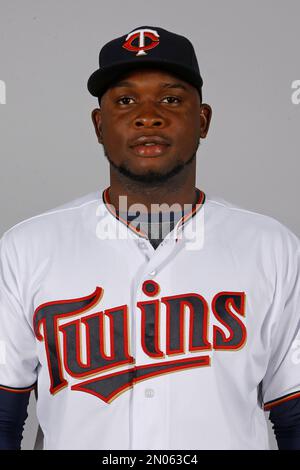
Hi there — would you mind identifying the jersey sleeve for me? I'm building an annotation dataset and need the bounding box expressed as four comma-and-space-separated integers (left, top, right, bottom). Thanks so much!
262, 225, 300, 411
0, 231, 38, 392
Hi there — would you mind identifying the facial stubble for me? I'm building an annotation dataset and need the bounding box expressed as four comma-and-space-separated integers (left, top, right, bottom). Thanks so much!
102, 140, 200, 185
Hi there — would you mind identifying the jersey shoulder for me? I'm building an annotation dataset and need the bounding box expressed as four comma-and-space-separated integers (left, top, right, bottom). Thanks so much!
1, 190, 101, 247
205, 192, 300, 248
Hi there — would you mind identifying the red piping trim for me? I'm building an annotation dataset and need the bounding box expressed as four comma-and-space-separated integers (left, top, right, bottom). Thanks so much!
263, 390, 300, 410
0, 383, 36, 393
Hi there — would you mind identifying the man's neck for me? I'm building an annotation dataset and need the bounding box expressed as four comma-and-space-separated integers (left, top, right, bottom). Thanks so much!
108, 170, 197, 213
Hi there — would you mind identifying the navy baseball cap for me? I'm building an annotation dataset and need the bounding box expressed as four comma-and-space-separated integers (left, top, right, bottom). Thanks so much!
87, 26, 203, 102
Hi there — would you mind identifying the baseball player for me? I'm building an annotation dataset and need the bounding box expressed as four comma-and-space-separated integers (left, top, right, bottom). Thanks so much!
0, 25, 300, 450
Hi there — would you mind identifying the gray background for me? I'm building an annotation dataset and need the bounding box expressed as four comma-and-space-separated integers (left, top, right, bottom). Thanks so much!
0, 0, 299, 450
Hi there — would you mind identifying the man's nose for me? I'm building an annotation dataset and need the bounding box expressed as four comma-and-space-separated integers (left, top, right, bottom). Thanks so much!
134, 117, 164, 128
133, 104, 165, 128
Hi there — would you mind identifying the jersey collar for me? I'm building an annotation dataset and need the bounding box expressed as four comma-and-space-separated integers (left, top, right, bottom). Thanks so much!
101, 186, 206, 241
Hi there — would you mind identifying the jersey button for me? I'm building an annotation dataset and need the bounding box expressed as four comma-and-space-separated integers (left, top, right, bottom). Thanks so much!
138, 241, 147, 249
144, 388, 155, 398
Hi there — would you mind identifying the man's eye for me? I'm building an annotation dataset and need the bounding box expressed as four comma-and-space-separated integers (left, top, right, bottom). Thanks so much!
116, 96, 181, 105
161, 96, 181, 104
117, 96, 135, 105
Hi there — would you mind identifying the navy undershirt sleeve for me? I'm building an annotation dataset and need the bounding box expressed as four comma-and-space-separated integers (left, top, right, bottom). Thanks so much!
0, 389, 31, 450
269, 396, 300, 450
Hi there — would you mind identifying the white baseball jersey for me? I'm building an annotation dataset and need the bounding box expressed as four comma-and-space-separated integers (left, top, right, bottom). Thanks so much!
0, 187, 300, 450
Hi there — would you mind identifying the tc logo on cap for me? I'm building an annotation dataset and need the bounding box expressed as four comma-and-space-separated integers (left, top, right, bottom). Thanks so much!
122, 28, 160, 56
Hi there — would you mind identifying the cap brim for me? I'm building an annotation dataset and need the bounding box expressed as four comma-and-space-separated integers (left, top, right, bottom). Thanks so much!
87, 59, 203, 98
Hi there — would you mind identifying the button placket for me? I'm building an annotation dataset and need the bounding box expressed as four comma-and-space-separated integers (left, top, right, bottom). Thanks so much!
131, 241, 174, 450
135, 238, 155, 260
131, 378, 170, 449
143, 238, 178, 278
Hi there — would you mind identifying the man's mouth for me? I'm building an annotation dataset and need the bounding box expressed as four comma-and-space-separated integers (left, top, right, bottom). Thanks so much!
129, 135, 171, 157
131, 142, 170, 157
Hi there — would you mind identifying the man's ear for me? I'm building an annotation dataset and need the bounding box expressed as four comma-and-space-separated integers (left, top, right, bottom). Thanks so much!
199, 104, 212, 139
91, 108, 103, 144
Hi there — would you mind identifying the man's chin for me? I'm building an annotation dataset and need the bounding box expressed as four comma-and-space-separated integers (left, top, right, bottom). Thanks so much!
116, 165, 185, 184
106, 153, 196, 184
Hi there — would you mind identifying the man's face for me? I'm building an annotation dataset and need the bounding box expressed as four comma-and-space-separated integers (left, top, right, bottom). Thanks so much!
91, 68, 212, 184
